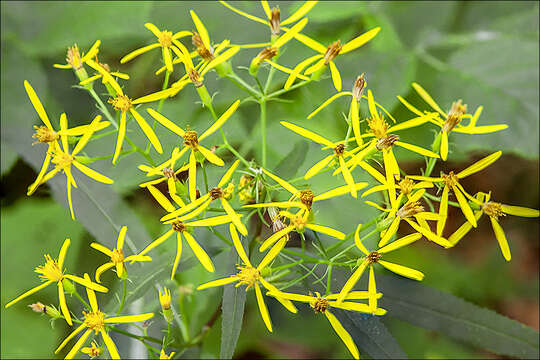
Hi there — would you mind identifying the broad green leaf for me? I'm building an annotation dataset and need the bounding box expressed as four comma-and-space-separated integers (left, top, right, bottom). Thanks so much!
273, 140, 309, 180
220, 233, 247, 359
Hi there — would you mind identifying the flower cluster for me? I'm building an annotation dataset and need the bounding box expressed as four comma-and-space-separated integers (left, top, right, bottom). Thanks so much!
6, 2, 538, 359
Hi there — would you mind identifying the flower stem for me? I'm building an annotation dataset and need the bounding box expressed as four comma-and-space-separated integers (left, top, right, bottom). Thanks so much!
116, 278, 127, 315
260, 99, 267, 168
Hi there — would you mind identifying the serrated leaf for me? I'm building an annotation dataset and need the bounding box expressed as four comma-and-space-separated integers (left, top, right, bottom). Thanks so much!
220, 235, 247, 359
374, 274, 539, 359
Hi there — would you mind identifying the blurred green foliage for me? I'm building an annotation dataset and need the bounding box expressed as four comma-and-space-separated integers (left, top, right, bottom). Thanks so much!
1, 1, 538, 359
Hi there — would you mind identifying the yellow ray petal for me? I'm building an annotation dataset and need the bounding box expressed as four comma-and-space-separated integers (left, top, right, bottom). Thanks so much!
306, 223, 345, 240
130, 109, 163, 153
440, 130, 449, 161
273, 18, 308, 49
328, 61, 342, 91
190, 10, 211, 49
501, 205, 539, 217
325, 310, 359, 359
395, 141, 440, 158
294, 32, 327, 53
387, 116, 431, 133
448, 212, 481, 246
188, 151, 197, 202
4, 281, 53, 308
186, 213, 233, 227
341, 27, 381, 54
314, 182, 367, 202
202, 46, 240, 75
411, 82, 446, 117
24, 80, 53, 129
144, 22, 162, 38
354, 224, 369, 255
282, 1, 318, 25
266, 290, 314, 303
304, 57, 326, 75
146, 108, 185, 137
90, 242, 113, 257
397, 95, 424, 117
132, 88, 176, 105
452, 124, 508, 134
95, 262, 115, 283
490, 217, 511, 261
452, 185, 477, 228
258, 236, 287, 271
335, 260, 369, 304
160, 194, 211, 221
64, 274, 108, 292
457, 151, 502, 179
72, 161, 113, 184
65, 329, 92, 359
378, 216, 400, 247
285, 54, 323, 89
105, 313, 154, 324
57, 282, 72, 325
308, 92, 352, 119
368, 266, 377, 312
183, 232, 215, 272
350, 98, 363, 147
230, 223, 251, 266
437, 186, 449, 236
404, 219, 452, 248
259, 277, 297, 313
139, 229, 174, 256
262, 168, 298, 196
27, 150, 52, 195
378, 260, 424, 280
197, 146, 225, 166
221, 198, 248, 236
305, 154, 334, 179
120, 43, 162, 63
280, 121, 335, 147
361, 184, 389, 198
112, 111, 126, 164
200, 100, 240, 140
265, 59, 310, 80
261, 0, 272, 19
218, 159, 240, 187
100, 329, 120, 360
146, 184, 176, 212
255, 283, 273, 332
197, 276, 237, 290
378, 233, 422, 254
260, 225, 294, 252
162, 47, 173, 73
72, 115, 103, 156
219, 0, 268, 25
338, 155, 356, 198
55, 323, 86, 354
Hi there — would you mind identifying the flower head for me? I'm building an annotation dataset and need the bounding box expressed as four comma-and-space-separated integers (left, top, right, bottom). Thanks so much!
81, 341, 102, 358
53, 40, 101, 71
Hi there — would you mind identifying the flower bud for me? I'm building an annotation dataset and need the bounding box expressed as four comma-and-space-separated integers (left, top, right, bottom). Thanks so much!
62, 278, 76, 294
158, 287, 173, 323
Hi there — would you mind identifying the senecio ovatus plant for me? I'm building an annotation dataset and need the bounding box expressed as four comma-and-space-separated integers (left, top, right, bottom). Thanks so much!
5, 1, 539, 359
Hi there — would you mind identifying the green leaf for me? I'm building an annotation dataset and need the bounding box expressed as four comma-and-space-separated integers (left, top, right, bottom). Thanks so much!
375, 274, 540, 358
273, 140, 309, 179
220, 234, 247, 359
332, 309, 409, 359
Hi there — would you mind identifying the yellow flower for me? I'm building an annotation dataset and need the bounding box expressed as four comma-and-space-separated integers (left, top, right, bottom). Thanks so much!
160, 160, 248, 236
120, 23, 192, 73
85, 59, 172, 163
266, 289, 386, 359
4, 239, 108, 326
334, 90, 439, 207
366, 188, 451, 248
24, 80, 110, 196
79, 55, 130, 87
244, 167, 367, 214
197, 224, 297, 332
220, 1, 317, 36
336, 224, 425, 304
29, 112, 114, 219
286, 27, 380, 91
409, 151, 502, 236
146, 100, 240, 202
81, 341, 102, 358
360, 167, 434, 203
139, 147, 189, 207
55, 274, 153, 359
53, 41, 101, 70
449, 192, 539, 261
91, 226, 152, 283
280, 120, 361, 198
139, 183, 243, 278
160, 349, 176, 359
259, 209, 345, 253
400, 82, 508, 160
158, 287, 174, 323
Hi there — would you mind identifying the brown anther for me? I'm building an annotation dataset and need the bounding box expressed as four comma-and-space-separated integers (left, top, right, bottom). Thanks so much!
255, 47, 278, 65
443, 100, 467, 132
323, 40, 342, 65
269, 7, 281, 35
483, 201, 505, 220
183, 130, 199, 148
376, 134, 399, 150
162, 167, 177, 180
352, 73, 366, 101
367, 251, 381, 264
398, 178, 414, 195
210, 187, 223, 200
108, 95, 132, 112
111, 249, 124, 264
32, 125, 59, 144
299, 189, 315, 210
94, 56, 111, 73
397, 201, 424, 218
192, 32, 214, 61
172, 221, 186, 233
334, 144, 345, 156
158, 30, 173, 48
441, 171, 459, 188
312, 297, 329, 313
188, 68, 203, 88
29, 302, 46, 313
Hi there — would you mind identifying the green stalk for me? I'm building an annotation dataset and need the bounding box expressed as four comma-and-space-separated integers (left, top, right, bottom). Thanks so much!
260, 99, 267, 168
